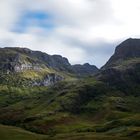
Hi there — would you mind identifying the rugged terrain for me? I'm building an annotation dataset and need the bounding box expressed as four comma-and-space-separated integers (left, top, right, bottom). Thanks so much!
0, 38, 140, 140
0, 47, 98, 86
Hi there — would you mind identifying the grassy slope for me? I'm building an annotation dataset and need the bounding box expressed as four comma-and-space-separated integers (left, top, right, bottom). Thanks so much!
0, 124, 48, 140
0, 77, 140, 140
0, 124, 138, 140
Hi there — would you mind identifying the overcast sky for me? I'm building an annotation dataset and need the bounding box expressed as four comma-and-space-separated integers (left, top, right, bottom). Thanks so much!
0, 0, 140, 67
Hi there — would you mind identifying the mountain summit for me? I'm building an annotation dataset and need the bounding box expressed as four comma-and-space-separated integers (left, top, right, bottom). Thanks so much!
102, 38, 140, 69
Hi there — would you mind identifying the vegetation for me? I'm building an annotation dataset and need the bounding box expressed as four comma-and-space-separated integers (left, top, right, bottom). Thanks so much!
0, 77, 139, 140
0, 124, 48, 140
0, 40, 140, 140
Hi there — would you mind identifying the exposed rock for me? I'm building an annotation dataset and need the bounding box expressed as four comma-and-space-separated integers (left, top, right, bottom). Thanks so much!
13, 63, 42, 72
32, 73, 64, 86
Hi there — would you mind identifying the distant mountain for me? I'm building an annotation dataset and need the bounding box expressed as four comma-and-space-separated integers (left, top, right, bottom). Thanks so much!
98, 38, 140, 94
0, 47, 98, 86
0, 47, 72, 72
72, 63, 98, 76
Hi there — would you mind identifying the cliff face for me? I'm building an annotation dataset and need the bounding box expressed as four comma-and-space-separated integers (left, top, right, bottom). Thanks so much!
32, 73, 64, 86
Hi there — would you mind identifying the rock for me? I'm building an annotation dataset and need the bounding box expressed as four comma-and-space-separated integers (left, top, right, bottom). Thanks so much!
32, 73, 64, 86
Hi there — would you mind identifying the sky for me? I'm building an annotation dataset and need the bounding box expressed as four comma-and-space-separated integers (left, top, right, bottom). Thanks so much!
0, 0, 140, 68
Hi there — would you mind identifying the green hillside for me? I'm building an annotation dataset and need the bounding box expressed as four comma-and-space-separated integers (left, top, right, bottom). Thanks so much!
0, 78, 139, 139
0, 124, 47, 140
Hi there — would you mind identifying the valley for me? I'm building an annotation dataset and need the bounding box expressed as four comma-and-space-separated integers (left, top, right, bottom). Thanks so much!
0, 38, 140, 140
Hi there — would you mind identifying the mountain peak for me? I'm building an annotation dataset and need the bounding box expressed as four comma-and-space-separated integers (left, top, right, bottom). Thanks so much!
102, 38, 140, 69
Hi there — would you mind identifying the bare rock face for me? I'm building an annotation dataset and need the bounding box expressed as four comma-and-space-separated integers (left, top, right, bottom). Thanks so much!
13, 63, 42, 72
32, 73, 64, 86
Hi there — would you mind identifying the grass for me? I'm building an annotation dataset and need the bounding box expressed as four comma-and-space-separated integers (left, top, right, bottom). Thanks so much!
114, 58, 140, 70
0, 124, 139, 140
0, 124, 48, 140
50, 131, 139, 140
0, 77, 139, 139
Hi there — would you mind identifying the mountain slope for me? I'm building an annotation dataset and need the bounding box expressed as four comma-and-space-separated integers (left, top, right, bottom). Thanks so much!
102, 38, 140, 69
0, 124, 47, 140
0, 47, 98, 75
0, 47, 98, 86
97, 38, 140, 94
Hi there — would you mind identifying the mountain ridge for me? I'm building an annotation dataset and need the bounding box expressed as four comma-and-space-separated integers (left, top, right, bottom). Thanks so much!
0, 47, 98, 87
0, 47, 98, 75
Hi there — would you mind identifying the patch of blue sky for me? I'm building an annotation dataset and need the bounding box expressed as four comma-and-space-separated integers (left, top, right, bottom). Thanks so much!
12, 11, 55, 33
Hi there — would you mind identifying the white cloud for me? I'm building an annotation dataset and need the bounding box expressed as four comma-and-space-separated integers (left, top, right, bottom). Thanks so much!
0, 0, 140, 67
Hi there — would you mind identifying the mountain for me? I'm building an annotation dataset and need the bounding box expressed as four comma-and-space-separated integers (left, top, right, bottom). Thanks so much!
97, 38, 140, 94
0, 47, 98, 86
72, 63, 98, 76
0, 47, 72, 72
0, 39, 140, 140
102, 38, 140, 69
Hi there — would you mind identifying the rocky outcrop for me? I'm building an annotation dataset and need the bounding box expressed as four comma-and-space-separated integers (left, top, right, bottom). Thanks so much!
32, 73, 64, 86
13, 63, 42, 72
